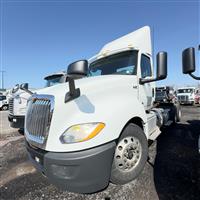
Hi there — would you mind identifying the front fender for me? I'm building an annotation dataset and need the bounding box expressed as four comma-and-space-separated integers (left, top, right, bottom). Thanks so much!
46, 78, 147, 152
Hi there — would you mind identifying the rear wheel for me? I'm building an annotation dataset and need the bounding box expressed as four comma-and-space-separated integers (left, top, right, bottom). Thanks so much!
110, 123, 148, 184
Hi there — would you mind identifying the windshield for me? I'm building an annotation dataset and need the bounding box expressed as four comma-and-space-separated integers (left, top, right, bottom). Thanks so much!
89, 51, 137, 77
178, 89, 194, 93
0, 96, 6, 101
45, 75, 63, 87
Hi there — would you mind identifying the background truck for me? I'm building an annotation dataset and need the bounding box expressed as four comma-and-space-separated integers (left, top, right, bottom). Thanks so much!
8, 71, 68, 129
0, 95, 9, 110
194, 88, 200, 104
155, 86, 177, 104
24, 26, 180, 193
177, 87, 196, 105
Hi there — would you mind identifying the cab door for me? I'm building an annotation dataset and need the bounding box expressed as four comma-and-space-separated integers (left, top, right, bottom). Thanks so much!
138, 53, 155, 110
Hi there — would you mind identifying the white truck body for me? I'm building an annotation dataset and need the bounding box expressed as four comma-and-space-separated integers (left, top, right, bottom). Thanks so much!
24, 26, 178, 193
177, 87, 196, 105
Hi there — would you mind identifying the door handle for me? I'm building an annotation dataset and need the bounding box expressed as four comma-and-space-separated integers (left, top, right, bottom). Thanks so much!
152, 88, 155, 97
133, 85, 138, 89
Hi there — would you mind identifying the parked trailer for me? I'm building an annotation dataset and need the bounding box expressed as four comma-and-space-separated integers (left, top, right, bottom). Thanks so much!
24, 26, 178, 193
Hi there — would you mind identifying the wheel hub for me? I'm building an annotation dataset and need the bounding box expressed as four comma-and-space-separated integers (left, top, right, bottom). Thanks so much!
114, 136, 142, 171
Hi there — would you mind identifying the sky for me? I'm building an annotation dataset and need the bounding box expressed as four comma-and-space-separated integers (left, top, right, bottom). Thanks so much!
0, 0, 200, 89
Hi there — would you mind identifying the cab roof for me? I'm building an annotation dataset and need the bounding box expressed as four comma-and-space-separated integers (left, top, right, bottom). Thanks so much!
89, 26, 152, 62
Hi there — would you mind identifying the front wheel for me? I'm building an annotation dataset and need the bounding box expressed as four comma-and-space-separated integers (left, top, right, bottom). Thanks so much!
174, 104, 181, 123
110, 123, 148, 185
2, 105, 8, 110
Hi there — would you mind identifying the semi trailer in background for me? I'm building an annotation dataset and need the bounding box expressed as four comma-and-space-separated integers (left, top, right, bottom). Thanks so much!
24, 26, 180, 193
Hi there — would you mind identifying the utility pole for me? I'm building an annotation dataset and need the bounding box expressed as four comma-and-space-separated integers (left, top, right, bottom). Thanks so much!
0, 70, 5, 89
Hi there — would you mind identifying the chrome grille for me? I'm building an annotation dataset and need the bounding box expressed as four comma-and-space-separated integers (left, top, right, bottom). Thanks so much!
25, 94, 54, 148
178, 95, 188, 101
9, 98, 14, 114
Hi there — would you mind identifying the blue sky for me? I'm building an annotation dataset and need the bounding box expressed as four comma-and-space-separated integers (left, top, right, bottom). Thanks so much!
0, 0, 199, 89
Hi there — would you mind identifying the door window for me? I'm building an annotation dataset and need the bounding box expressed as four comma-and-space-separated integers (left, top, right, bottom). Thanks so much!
141, 54, 152, 78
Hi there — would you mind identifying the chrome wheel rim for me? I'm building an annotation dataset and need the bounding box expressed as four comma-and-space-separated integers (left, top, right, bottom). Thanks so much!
114, 136, 142, 172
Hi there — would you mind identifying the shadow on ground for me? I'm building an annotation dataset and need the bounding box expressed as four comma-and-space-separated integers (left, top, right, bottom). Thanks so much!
154, 120, 200, 200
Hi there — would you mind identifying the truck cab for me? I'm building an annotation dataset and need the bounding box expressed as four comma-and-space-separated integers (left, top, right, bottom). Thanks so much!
24, 26, 177, 193
177, 87, 196, 105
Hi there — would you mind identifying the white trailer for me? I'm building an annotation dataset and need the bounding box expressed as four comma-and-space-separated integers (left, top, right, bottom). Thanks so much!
24, 26, 180, 193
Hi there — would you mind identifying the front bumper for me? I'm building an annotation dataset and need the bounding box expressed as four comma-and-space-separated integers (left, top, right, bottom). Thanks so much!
26, 141, 116, 193
179, 100, 194, 104
8, 114, 25, 128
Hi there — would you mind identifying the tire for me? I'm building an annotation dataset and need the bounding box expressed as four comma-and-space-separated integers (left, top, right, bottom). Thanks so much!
110, 123, 148, 185
2, 105, 8, 111
174, 104, 181, 122
18, 128, 24, 135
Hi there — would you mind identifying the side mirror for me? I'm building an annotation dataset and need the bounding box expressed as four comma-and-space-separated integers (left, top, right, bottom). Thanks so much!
156, 51, 167, 80
12, 84, 19, 93
65, 60, 88, 103
67, 60, 88, 78
182, 47, 195, 74
20, 83, 33, 95
182, 46, 200, 80
20, 83, 29, 90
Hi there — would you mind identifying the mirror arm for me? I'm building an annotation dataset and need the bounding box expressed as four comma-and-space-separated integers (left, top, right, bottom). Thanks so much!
20, 87, 33, 95
139, 77, 160, 84
65, 76, 80, 103
189, 73, 200, 80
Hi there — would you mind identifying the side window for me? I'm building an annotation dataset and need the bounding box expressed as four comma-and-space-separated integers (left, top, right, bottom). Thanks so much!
141, 54, 152, 78
0, 96, 6, 101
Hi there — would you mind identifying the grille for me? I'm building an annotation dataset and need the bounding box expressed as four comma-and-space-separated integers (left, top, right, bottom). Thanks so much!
25, 95, 54, 148
178, 95, 188, 101
9, 98, 14, 114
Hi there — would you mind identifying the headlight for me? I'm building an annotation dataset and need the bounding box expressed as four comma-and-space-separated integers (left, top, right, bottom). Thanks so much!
60, 122, 105, 144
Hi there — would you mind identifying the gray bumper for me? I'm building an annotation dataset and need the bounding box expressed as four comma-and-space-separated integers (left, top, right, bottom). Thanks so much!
8, 114, 25, 128
26, 141, 116, 193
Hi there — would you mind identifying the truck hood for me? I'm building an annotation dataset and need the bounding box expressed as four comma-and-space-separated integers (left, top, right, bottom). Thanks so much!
36, 75, 136, 98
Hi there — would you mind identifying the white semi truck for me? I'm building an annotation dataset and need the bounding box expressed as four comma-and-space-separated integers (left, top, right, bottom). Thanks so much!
8, 71, 68, 129
182, 45, 200, 153
24, 26, 180, 193
177, 87, 196, 105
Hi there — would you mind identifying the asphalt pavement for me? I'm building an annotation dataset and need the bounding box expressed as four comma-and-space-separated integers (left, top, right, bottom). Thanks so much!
0, 106, 200, 200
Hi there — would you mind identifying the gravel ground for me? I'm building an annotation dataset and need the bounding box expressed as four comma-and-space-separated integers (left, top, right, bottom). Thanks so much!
0, 111, 19, 139
0, 106, 200, 200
